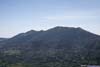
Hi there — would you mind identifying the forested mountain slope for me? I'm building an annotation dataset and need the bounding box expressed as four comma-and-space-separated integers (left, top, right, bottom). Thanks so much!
0, 26, 100, 67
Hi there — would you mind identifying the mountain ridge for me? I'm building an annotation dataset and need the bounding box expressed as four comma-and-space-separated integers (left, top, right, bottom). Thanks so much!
0, 26, 100, 67
2, 26, 99, 45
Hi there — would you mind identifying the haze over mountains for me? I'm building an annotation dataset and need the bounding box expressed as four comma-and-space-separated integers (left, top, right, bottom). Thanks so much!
0, 26, 100, 67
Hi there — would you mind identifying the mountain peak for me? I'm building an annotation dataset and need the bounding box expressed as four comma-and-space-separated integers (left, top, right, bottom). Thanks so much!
47, 26, 84, 32
26, 30, 36, 33
54, 26, 73, 29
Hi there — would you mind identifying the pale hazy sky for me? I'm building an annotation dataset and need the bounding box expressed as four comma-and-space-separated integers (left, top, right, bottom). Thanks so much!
0, 0, 100, 37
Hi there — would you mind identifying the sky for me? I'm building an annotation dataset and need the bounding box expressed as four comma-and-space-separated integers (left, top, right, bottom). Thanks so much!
0, 0, 100, 37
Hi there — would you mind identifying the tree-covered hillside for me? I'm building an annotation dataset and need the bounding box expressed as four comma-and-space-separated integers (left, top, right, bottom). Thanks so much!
0, 26, 100, 67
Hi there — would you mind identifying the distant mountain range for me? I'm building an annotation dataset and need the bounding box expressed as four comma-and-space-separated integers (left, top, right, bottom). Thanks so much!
0, 26, 100, 67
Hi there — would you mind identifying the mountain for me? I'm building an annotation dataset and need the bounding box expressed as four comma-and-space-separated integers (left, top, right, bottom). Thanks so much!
0, 38, 8, 42
0, 26, 100, 67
